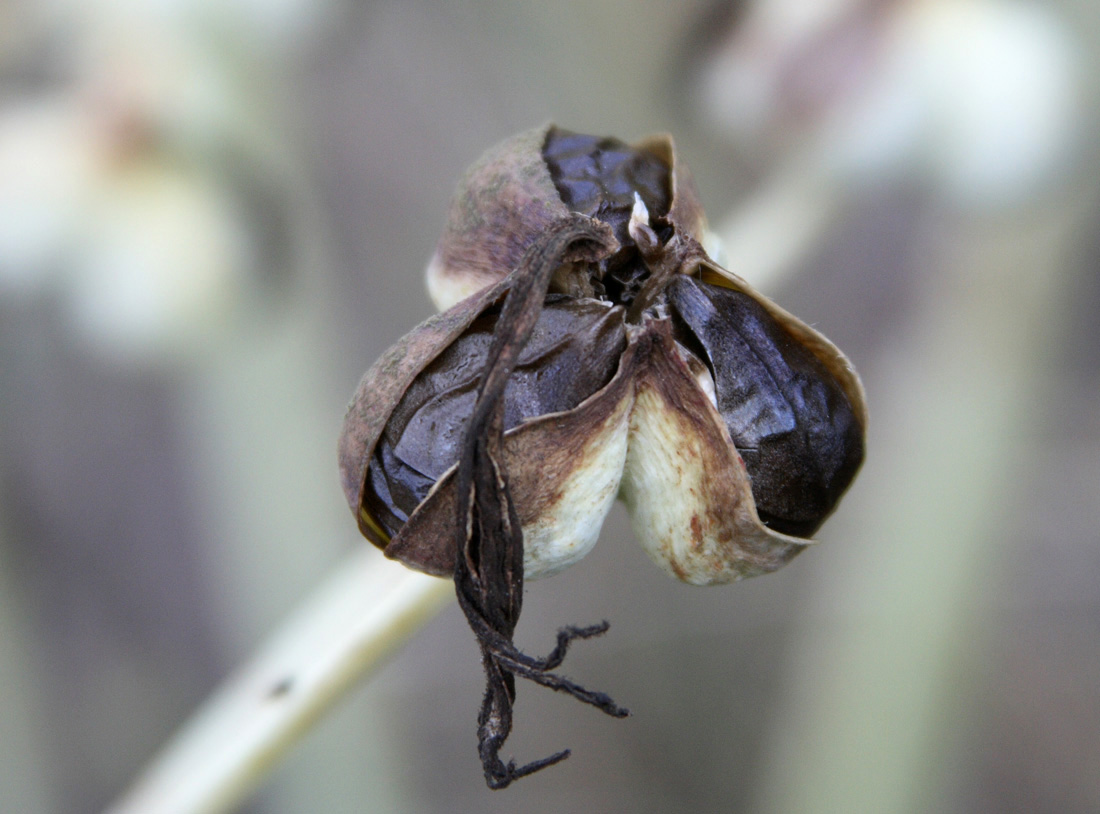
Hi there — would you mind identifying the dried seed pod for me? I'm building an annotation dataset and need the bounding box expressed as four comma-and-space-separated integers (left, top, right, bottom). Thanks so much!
343, 126, 865, 585
338, 126, 866, 786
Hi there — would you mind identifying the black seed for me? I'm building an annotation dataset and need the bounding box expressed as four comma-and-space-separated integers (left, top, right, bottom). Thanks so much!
543, 127, 673, 309
543, 128, 671, 249
667, 275, 864, 537
364, 297, 627, 537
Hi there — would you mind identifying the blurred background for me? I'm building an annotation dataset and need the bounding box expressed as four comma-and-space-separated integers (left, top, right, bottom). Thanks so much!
1, 0, 1098, 811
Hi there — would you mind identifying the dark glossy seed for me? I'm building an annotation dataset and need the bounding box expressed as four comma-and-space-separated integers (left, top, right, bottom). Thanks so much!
667, 275, 864, 537
543, 127, 671, 249
364, 296, 627, 538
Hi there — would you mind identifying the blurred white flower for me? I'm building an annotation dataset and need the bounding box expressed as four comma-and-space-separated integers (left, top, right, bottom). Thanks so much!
901, 0, 1079, 208
0, 102, 98, 295
696, 0, 1082, 211
0, 5, 314, 365
0, 95, 254, 363
68, 156, 252, 363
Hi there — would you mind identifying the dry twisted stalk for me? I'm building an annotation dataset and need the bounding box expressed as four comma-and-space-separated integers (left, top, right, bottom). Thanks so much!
450, 216, 629, 788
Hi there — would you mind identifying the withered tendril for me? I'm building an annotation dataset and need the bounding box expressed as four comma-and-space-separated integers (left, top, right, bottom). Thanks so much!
450, 216, 629, 788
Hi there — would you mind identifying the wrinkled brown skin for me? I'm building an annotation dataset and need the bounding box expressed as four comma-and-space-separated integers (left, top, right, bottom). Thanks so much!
426, 125, 709, 309
426, 128, 572, 307
698, 260, 868, 430
363, 297, 629, 547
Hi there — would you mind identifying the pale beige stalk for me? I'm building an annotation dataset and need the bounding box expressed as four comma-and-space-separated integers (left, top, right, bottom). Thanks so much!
105, 550, 450, 814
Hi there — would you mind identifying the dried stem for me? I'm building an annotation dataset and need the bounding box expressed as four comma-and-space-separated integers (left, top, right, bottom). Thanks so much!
105, 549, 451, 814
451, 214, 628, 789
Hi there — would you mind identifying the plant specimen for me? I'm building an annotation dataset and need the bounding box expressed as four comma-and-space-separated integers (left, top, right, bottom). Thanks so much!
339, 126, 866, 788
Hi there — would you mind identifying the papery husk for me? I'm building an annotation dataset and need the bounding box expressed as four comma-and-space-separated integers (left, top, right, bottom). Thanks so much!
338, 278, 512, 547
339, 278, 637, 578
631, 256, 868, 580
384, 341, 637, 577
633, 133, 709, 246
425, 128, 568, 311
620, 321, 812, 585
426, 124, 710, 311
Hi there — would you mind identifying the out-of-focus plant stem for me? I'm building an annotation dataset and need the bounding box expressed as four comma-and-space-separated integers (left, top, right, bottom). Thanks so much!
105, 550, 451, 814
749, 193, 1090, 814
